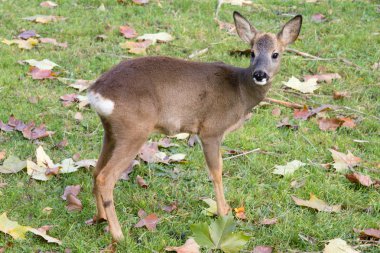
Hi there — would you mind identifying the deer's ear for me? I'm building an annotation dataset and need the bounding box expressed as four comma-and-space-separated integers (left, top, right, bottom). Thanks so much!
233, 11, 257, 44
277, 15, 302, 46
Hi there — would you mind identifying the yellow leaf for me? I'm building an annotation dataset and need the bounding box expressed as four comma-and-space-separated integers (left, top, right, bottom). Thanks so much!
324, 238, 359, 253
0, 213, 30, 240
292, 193, 341, 213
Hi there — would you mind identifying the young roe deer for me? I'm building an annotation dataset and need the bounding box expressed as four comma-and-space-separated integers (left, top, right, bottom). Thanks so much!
88, 11, 302, 241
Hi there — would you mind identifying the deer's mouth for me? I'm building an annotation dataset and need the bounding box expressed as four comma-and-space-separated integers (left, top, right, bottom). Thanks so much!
253, 78, 268, 86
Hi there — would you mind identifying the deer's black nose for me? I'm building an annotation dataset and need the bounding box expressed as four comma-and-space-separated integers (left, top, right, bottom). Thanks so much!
253, 71, 268, 81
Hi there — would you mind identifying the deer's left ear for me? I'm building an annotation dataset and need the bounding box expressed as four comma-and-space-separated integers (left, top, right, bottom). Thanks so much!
277, 15, 302, 46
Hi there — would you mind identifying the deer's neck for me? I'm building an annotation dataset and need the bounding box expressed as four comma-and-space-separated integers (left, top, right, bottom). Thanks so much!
237, 67, 271, 113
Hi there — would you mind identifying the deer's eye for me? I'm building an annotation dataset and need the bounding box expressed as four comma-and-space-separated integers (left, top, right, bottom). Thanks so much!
272, 53, 279, 59
251, 51, 255, 58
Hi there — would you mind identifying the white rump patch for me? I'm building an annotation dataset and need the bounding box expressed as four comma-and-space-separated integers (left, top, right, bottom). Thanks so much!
88, 91, 115, 116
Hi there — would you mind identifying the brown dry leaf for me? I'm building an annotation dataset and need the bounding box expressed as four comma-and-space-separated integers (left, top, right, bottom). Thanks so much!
157, 137, 178, 148
323, 238, 358, 253
276, 117, 298, 130
329, 149, 361, 172
340, 117, 356, 129
134, 210, 159, 231
333, 91, 350, 100
132, 0, 149, 4
357, 228, 380, 240
292, 193, 341, 212
259, 218, 277, 225
304, 73, 341, 83
23, 15, 66, 24
66, 194, 83, 212
119, 40, 152, 54
39, 38, 67, 48
61, 185, 81, 200
162, 201, 178, 213
165, 238, 200, 253
234, 206, 247, 220
29, 67, 56, 80
294, 104, 332, 120
0, 150, 5, 161
18, 30, 38, 39
271, 107, 281, 117
119, 160, 139, 180
119, 25, 138, 38
54, 139, 68, 149
252, 246, 273, 253
40, 1, 58, 8
318, 118, 342, 131
136, 175, 148, 188
345, 173, 374, 187
311, 13, 327, 23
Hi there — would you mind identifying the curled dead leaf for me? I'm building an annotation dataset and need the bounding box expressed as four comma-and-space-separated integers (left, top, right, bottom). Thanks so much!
134, 210, 159, 231
292, 193, 341, 213
136, 175, 148, 188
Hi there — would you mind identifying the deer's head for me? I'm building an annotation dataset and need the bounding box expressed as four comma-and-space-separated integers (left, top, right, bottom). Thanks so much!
233, 11, 302, 86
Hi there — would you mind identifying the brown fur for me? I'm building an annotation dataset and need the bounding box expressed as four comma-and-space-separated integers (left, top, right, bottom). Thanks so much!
88, 12, 302, 241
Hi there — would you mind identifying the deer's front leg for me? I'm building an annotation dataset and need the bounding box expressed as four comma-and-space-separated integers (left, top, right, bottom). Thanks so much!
201, 136, 230, 216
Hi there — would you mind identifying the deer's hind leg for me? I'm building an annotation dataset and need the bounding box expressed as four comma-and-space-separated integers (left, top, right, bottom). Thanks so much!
94, 120, 152, 241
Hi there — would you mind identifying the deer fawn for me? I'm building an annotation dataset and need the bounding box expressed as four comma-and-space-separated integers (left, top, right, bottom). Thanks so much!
88, 11, 302, 241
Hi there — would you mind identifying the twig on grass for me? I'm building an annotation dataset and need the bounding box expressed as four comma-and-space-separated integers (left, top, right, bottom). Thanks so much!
223, 148, 260, 160
264, 97, 303, 109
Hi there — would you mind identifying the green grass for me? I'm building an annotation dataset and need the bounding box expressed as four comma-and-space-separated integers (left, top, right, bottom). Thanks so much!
0, 0, 379, 252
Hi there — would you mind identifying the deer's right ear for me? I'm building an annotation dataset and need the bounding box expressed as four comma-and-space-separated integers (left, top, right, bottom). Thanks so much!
233, 11, 257, 44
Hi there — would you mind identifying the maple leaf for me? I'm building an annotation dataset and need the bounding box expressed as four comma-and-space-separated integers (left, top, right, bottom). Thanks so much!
2, 38, 39, 50
119, 25, 138, 38
0, 156, 26, 174
323, 238, 358, 253
282, 76, 319, 93
329, 149, 361, 172
292, 193, 341, 213
137, 32, 174, 44
0, 212, 61, 244
201, 198, 217, 216
27, 146, 55, 181
191, 213, 250, 253
304, 73, 341, 83
162, 201, 178, 213
23, 59, 59, 70
29, 67, 56, 80
294, 104, 332, 120
120, 40, 152, 54
273, 160, 306, 176
134, 210, 159, 231
165, 238, 200, 253
276, 117, 298, 130
18, 30, 38, 39
345, 173, 374, 187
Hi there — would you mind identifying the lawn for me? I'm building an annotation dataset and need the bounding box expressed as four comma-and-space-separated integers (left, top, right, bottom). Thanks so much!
0, 0, 379, 252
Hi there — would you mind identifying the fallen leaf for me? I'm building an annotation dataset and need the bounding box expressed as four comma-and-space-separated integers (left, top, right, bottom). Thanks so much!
120, 40, 152, 54
201, 198, 217, 216
357, 228, 380, 240
323, 238, 358, 253
18, 30, 38, 39
162, 201, 178, 213
221, 0, 252, 6
304, 73, 341, 83
273, 160, 306, 176
42, 207, 53, 215
191, 213, 250, 253
58, 78, 94, 92
168, 153, 186, 162
39, 38, 67, 48
345, 173, 374, 187
23, 59, 59, 70
0, 213, 61, 244
189, 48, 208, 59
66, 194, 83, 212
137, 32, 174, 44
61, 185, 81, 200
188, 134, 199, 147
282, 76, 319, 93
292, 193, 341, 213
165, 238, 200, 253
22, 123, 54, 140
329, 149, 361, 172
74, 112, 83, 121
311, 13, 327, 23
97, 3, 106, 11
252, 246, 273, 253
132, 0, 149, 5
340, 117, 356, 128
134, 210, 159, 231
99, 243, 116, 253
333, 91, 350, 100
40, 1, 58, 8
294, 104, 332, 120
29, 67, 56, 80
27, 146, 55, 181
119, 160, 139, 180
271, 107, 281, 116
214, 18, 236, 35
74, 159, 97, 169
318, 118, 342, 131
290, 179, 306, 189
276, 117, 298, 130
136, 175, 148, 188
234, 206, 246, 220
171, 133, 190, 140
259, 218, 277, 225
0, 156, 27, 174
23, 15, 66, 24
0, 150, 5, 161
119, 25, 138, 39
2, 38, 38, 50
54, 139, 68, 149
